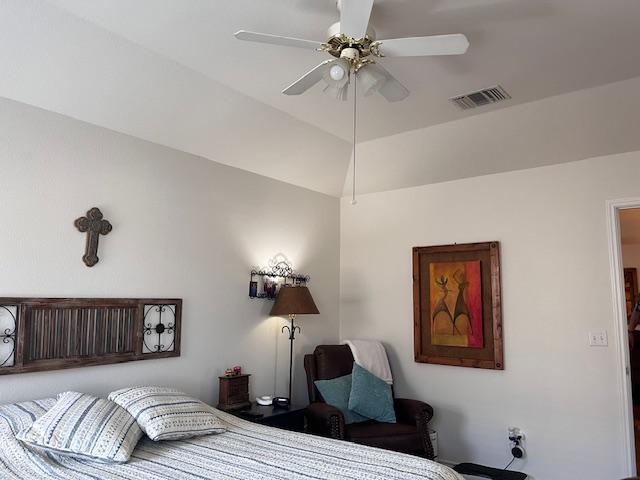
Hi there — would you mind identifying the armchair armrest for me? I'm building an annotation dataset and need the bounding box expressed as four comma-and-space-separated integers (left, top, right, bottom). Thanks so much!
394, 398, 435, 460
304, 403, 346, 440
394, 398, 434, 425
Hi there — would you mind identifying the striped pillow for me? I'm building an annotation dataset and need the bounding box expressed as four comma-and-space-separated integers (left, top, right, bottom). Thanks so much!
108, 386, 226, 441
16, 392, 142, 463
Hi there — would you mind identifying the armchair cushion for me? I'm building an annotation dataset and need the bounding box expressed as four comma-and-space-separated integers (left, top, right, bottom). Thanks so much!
314, 374, 367, 424
349, 364, 396, 423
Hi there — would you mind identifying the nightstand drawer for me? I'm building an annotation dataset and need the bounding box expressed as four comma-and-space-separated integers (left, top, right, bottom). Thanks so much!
218, 374, 251, 411
226, 376, 249, 403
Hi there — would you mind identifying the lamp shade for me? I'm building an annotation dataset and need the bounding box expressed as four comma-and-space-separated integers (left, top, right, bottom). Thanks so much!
270, 286, 319, 316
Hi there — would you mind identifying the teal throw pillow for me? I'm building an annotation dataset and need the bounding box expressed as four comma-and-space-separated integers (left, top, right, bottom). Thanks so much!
314, 374, 368, 424
348, 363, 396, 423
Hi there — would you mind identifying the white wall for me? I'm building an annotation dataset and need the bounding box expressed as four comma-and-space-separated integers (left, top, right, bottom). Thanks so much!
340, 152, 640, 480
0, 0, 351, 196
0, 97, 340, 405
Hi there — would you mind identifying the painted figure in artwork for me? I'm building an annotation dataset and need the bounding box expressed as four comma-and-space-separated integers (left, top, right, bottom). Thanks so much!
453, 269, 474, 336
432, 275, 458, 335
430, 261, 484, 348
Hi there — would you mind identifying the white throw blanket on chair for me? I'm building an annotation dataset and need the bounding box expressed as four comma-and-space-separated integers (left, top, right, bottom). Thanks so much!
343, 339, 393, 384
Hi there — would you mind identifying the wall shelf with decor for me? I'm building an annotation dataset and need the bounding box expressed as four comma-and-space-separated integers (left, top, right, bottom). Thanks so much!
249, 255, 309, 300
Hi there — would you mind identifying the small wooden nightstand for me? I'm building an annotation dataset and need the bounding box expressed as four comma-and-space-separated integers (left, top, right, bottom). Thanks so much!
217, 374, 251, 412
232, 403, 306, 433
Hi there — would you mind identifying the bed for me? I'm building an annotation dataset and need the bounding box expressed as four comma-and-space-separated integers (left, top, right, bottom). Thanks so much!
0, 398, 462, 480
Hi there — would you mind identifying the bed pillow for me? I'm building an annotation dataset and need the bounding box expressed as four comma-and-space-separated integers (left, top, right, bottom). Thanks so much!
348, 363, 396, 423
108, 386, 226, 441
314, 375, 368, 424
16, 391, 142, 463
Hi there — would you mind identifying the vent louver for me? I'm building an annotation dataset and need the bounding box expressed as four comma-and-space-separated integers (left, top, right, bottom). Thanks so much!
450, 85, 511, 110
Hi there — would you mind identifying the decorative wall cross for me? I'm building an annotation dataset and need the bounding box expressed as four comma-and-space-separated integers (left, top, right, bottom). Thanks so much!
74, 207, 112, 267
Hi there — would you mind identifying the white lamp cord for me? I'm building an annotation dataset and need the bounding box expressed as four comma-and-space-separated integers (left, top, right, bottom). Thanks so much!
351, 72, 357, 205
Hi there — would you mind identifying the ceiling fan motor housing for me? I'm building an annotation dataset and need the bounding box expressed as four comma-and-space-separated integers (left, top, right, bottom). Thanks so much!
340, 47, 360, 62
325, 22, 377, 60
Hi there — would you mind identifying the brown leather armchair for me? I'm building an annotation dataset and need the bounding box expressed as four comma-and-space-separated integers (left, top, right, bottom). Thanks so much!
303, 345, 435, 458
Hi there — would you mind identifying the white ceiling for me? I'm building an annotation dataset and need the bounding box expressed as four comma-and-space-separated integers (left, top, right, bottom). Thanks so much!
2, 0, 640, 197
47, 0, 640, 142
348, 75, 640, 195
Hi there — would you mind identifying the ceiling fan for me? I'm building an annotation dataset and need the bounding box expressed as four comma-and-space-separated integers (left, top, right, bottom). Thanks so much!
234, 0, 469, 102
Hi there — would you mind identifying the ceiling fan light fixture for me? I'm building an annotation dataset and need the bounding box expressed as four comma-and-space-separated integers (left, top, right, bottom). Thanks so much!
322, 58, 350, 93
357, 64, 388, 96
329, 64, 346, 81
323, 83, 349, 101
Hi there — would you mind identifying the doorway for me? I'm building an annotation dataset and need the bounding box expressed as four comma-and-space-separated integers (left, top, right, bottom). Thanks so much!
619, 208, 640, 473
608, 199, 640, 477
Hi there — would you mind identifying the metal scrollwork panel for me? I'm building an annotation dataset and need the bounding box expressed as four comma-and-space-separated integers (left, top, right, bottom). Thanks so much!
143, 304, 176, 354
0, 306, 17, 368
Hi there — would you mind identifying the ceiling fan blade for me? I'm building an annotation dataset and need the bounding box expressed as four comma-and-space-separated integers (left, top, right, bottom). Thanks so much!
339, 0, 374, 39
362, 64, 409, 102
234, 30, 322, 50
379, 34, 469, 57
282, 60, 336, 95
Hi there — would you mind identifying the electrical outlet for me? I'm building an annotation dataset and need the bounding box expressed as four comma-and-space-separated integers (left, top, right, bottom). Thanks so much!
508, 427, 523, 441
589, 330, 608, 346
508, 427, 525, 460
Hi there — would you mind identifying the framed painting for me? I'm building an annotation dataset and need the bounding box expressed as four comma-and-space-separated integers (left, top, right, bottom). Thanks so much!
412, 242, 503, 370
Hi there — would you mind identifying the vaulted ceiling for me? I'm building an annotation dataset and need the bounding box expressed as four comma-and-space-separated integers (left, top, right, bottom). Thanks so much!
2, 0, 640, 196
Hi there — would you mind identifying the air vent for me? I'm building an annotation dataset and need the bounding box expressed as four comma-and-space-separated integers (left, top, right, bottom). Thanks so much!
450, 85, 511, 110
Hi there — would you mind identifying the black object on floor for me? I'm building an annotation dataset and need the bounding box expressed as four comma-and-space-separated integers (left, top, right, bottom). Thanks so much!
453, 463, 528, 480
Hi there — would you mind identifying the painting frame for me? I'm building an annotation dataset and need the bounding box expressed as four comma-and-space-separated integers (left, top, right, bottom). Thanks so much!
412, 242, 503, 370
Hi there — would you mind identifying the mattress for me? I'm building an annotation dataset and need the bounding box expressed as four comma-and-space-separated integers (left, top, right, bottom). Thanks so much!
0, 398, 463, 480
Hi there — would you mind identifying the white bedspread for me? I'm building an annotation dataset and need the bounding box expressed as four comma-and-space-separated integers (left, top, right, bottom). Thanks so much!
0, 398, 462, 480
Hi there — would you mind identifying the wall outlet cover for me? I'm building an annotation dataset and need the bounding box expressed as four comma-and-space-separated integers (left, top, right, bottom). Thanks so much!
589, 330, 608, 346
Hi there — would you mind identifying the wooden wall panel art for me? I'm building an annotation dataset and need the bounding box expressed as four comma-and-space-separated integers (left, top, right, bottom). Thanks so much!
0, 298, 181, 375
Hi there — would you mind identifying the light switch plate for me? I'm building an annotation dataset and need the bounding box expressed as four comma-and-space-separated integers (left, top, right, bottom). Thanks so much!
589, 330, 608, 346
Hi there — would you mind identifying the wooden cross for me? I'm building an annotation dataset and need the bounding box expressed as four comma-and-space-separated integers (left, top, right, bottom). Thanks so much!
74, 207, 112, 267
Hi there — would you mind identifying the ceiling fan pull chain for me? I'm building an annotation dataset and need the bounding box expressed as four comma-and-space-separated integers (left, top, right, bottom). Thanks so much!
351, 73, 358, 206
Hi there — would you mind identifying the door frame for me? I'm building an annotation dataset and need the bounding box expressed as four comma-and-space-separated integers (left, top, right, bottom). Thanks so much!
607, 197, 640, 476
